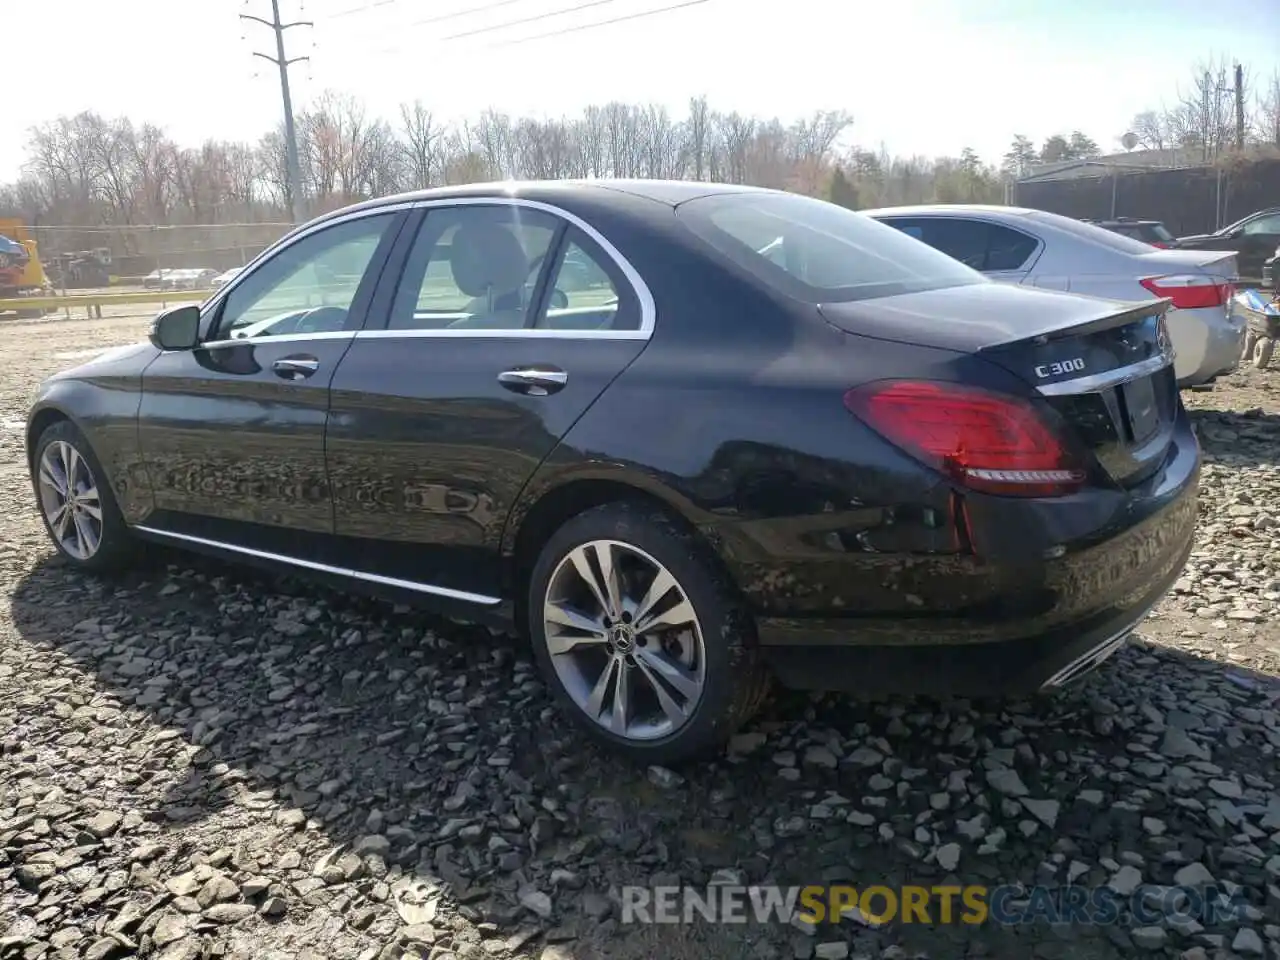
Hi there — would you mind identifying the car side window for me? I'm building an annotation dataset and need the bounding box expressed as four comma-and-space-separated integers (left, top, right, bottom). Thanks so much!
388, 205, 561, 331
213, 213, 396, 341
1242, 214, 1280, 235
891, 218, 990, 270
536, 230, 638, 331
984, 224, 1039, 271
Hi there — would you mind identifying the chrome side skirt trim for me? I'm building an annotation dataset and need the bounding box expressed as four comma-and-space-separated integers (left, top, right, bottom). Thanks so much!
132, 525, 503, 606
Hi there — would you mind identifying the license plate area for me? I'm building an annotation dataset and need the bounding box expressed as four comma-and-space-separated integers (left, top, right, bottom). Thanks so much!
1120, 375, 1160, 444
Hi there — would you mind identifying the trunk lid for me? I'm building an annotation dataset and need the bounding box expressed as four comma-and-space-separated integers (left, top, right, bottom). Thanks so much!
1137, 247, 1238, 280
819, 282, 1178, 489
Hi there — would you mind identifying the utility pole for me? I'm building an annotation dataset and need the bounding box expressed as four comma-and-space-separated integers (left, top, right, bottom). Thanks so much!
1234, 62, 1245, 152
242, 0, 312, 224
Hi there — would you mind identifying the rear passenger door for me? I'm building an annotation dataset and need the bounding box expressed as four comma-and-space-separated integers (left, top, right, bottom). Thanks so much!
881, 216, 1042, 284
324, 199, 652, 602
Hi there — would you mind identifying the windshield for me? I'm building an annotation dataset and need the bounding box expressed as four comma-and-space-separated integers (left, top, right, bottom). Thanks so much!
676, 191, 986, 303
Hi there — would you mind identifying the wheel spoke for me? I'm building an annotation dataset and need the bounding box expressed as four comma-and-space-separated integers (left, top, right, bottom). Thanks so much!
633, 654, 691, 724
636, 596, 697, 636
39, 455, 66, 497
567, 545, 612, 617
592, 542, 624, 618
53, 502, 74, 540
48, 503, 68, 536
584, 655, 620, 718
632, 567, 676, 627
611, 659, 631, 734
61, 443, 80, 493
78, 498, 103, 522
635, 644, 701, 700
544, 601, 609, 655
73, 509, 99, 555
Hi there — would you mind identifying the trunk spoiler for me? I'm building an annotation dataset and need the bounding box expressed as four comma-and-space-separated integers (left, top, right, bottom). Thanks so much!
975, 298, 1173, 351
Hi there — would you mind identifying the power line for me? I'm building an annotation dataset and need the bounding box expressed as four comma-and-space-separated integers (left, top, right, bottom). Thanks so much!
328, 0, 398, 19
330, 0, 527, 26
404, 0, 530, 27
440, 0, 627, 41
491, 0, 709, 47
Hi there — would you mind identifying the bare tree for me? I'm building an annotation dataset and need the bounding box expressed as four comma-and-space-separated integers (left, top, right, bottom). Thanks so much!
399, 100, 443, 189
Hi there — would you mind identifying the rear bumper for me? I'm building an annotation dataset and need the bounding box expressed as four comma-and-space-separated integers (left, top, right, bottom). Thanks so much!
744, 415, 1200, 698
758, 564, 1181, 697
1172, 305, 1246, 385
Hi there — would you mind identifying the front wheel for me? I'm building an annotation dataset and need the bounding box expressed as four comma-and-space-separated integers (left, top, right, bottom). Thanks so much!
527, 501, 769, 764
32, 419, 137, 572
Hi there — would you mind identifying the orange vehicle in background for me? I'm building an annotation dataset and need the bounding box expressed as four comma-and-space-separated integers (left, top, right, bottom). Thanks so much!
0, 219, 55, 317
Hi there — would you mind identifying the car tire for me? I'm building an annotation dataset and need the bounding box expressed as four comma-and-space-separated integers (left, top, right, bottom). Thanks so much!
1242, 332, 1258, 359
31, 419, 137, 572
527, 500, 770, 765
1252, 336, 1274, 370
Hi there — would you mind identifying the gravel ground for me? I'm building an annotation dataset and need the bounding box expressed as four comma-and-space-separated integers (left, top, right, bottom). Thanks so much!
2, 314, 1279, 960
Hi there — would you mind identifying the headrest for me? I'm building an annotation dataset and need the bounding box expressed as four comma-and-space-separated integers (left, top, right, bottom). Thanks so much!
450, 223, 529, 299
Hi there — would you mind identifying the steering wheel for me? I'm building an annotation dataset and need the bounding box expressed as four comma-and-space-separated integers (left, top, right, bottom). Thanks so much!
292, 305, 348, 334
549, 289, 569, 310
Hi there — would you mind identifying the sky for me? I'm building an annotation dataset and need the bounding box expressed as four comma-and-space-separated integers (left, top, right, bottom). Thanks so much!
3, 0, 1278, 183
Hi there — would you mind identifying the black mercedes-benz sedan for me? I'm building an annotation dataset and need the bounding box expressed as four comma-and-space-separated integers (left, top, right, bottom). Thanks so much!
26, 180, 1200, 762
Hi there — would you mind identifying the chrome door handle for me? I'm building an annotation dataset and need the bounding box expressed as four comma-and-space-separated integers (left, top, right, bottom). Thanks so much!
272, 356, 320, 380
497, 367, 567, 396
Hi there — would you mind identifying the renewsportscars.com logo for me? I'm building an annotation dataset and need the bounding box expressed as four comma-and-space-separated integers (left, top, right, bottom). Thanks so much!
620, 883, 1251, 928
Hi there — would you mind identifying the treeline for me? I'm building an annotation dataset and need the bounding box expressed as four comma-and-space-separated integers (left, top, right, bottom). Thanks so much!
999, 56, 1280, 177
0, 93, 1013, 231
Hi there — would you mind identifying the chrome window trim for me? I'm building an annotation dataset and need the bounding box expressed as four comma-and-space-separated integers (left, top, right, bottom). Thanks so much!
132, 524, 503, 606
199, 330, 356, 350
199, 194, 656, 345
356, 328, 648, 342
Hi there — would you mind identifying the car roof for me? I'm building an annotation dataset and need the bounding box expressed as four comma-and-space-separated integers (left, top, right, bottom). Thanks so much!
318, 178, 766, 225
860, 204, 1039, 219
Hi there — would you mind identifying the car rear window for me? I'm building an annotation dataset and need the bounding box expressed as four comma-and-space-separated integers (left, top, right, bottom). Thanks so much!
676, 192, 986, 303
1026, 210, 1157, 255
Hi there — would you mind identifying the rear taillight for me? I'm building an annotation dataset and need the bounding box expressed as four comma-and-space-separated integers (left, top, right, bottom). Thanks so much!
1150, 242, 1169, 248
1140, 274, 1231, 310
843, 380, 1086, 498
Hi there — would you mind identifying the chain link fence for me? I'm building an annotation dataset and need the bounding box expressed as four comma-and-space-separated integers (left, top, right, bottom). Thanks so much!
25, 222, 293, 286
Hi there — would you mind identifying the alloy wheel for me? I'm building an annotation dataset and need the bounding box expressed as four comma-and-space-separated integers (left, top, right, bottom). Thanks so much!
542, 539, 707, 741
37, 440, 104, 561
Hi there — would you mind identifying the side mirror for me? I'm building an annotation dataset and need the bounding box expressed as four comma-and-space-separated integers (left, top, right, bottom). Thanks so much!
149, 304, 201, 351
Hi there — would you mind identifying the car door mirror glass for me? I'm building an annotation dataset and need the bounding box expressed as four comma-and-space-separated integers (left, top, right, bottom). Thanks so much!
149, 304, 201, 351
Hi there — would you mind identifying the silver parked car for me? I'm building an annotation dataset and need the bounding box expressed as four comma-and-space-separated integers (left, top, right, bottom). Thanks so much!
864, 204, 1245, 387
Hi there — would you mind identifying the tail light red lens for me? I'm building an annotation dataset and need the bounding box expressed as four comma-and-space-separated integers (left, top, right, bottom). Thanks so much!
843, 380, 1086, 497
1140, 274, 1231, 310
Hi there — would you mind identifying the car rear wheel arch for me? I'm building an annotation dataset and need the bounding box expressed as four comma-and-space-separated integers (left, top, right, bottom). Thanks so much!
506, 477, 747, 641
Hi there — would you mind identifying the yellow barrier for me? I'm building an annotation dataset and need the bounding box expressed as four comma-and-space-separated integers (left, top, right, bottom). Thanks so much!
0, 289, 208, 319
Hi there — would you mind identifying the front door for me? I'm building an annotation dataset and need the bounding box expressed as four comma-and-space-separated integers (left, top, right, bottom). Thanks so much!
136, 211, 404, 555
1235, 212, 1280, 284
325, 200, 650, 602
